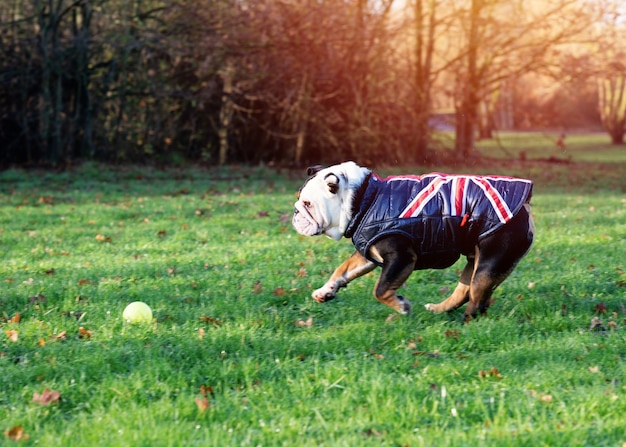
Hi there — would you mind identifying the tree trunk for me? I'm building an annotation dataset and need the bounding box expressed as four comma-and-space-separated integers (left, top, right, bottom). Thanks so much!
455, 0, 482, 159
412, 0, 436, 162
598, 75, 626, 145
218, 60, 234, 165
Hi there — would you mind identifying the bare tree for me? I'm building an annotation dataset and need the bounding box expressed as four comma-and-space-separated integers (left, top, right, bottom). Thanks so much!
451, 0, 601, 158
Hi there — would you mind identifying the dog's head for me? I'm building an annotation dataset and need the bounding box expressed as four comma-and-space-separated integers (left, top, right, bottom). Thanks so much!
292, 161, 370, 240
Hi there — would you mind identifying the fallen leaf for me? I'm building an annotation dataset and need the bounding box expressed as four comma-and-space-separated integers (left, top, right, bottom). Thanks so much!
490, 367, 503, 379
385, 313, 400, 323
6, 330, 18, 342
9, 312, 20, 323
4, 425, 29, 442
77, 278, 92, 286
594, 302, 607, 314
256, 211, 269, 217
39, 195, 53, 205
478, 367, 503, 379
55, 331, 67, 341
95, 234, 111, 243
296, 317, 313, 328
198, 328, 205, 339
157, 230, 167, 238
78, 327, 92, 339
273, 287, 285, 297
369, 348, 385, 360
199, 385, 214, 397
253, 281, 263, 294
445, 329, 459, 339
45, 268, 55, 275
588, 366, 600, 374
590, 317, 607, 333
363, 428, 382, 437
195, 397, 210, 412
199, 316, 222, 326
540, 394, 553, 403
296, 268, 307, 278
32, 388, 61, 406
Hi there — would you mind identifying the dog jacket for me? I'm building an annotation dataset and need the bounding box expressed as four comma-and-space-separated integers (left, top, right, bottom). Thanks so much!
344, 173, 533, 269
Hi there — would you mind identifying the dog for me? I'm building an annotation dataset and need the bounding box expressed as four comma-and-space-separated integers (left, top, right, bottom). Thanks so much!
292, 161, 534, 319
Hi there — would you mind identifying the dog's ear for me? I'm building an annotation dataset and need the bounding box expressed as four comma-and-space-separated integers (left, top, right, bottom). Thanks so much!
324, 173, 340, 194
306, 165, 325, 176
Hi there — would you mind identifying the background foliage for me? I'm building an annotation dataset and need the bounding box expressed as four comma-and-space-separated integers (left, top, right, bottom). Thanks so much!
0, 0, 625, 168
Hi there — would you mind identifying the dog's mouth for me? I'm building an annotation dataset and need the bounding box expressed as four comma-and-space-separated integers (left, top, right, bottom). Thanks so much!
292, 202, 323, 236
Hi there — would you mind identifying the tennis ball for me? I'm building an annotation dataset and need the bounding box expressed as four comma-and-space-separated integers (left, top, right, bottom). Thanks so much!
123, 301, 153, 323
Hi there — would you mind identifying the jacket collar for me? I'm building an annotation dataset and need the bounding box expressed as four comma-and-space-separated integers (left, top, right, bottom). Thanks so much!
344, 172, 374, 238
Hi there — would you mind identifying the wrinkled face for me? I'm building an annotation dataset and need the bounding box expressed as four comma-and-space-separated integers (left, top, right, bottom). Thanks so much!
292, 166, 345, 240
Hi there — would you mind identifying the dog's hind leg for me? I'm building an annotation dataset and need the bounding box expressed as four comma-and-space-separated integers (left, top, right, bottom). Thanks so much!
312, 251, 376, 303
424, 257, 474, 313
464, 205, 534, 319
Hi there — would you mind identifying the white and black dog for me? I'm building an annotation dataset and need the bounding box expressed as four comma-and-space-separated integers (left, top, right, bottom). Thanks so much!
292, 161, 534, 319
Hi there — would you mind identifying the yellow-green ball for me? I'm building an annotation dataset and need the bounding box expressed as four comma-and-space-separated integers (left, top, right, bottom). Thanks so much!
123, 301, 153, 323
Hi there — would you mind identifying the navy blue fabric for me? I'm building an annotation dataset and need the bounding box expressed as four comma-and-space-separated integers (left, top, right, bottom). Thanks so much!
344, 173, 533, 269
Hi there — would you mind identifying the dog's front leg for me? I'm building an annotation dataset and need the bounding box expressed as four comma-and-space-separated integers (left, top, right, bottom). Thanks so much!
312, 251, 376, 303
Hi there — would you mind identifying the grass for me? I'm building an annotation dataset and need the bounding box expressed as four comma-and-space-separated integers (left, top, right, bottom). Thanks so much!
1, 137, 626, 446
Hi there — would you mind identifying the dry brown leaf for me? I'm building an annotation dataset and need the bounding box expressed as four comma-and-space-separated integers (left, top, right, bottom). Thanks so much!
95, 234, 111, 243
4, 425, 29, 442
385, 313, 400, 323
369, 348, 385, 360
296, 317, 313, 328
445, 329, 459, 339
78, 327, 92, 339
199, 385, 214, 397
195, 397, 210, 412
594, 302, 608, 314
5, 330, 18, 343
9, 312, 20, 323
199, 316, 222, 326
55, 331, 67, 341
273, 287, 285, 297
32, 388, 61, 406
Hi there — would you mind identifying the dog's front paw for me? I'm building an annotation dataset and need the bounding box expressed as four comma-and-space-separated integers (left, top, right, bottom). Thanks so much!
424, 303, 442, 313
312, 284, 337, 303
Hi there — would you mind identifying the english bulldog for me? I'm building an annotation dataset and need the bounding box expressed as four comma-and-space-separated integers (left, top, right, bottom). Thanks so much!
292, 161, 534, 319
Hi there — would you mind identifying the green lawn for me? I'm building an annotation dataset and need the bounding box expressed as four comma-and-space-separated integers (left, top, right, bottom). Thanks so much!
1, 145, 625, 446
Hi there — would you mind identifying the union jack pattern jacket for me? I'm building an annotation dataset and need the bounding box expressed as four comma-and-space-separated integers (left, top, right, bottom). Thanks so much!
344, 173, 533, 269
